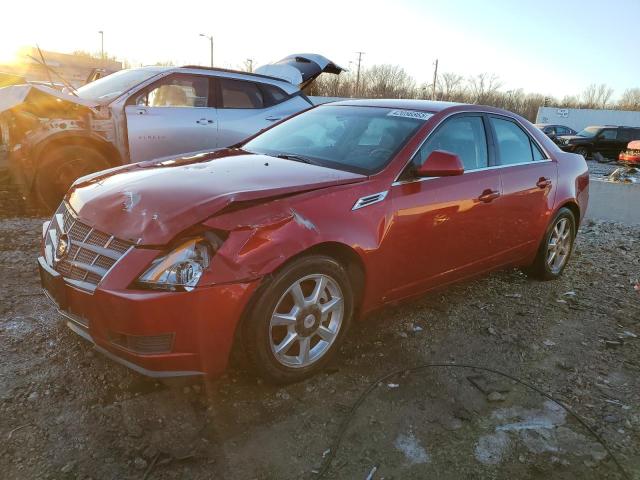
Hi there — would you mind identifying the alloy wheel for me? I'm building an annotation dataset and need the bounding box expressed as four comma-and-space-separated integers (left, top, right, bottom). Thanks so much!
547, 217, 572, 274
269, 274, 344, 368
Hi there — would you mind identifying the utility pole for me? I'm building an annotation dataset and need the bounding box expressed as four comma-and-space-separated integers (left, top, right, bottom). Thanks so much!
355, 51, 364, 97
98, 30, 104, 63
199, 34, 214, 67
431, 58, 439, 100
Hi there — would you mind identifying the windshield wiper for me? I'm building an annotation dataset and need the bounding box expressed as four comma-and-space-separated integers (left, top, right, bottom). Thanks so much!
274, 153, 316, 165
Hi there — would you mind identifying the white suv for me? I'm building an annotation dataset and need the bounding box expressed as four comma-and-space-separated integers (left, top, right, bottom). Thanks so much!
0, 54, 343, 209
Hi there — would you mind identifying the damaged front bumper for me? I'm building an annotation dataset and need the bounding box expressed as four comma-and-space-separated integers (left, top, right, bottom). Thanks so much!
38, 249, 260, 378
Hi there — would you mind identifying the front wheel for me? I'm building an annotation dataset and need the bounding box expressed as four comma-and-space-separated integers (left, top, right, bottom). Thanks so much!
574, 147, 589, 160
242, 255, 353, 384
526, 208, 576, 280
35, 145, 111, 212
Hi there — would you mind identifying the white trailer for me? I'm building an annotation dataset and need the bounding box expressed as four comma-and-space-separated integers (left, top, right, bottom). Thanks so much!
536, 107, 640, 131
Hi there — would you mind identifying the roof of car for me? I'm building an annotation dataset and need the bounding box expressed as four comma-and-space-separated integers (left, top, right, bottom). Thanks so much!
327, 98, 463, 112
178, 65, 288, 83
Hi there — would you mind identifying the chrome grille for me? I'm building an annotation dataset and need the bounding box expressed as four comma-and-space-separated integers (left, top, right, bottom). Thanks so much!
43, 203, 132, 292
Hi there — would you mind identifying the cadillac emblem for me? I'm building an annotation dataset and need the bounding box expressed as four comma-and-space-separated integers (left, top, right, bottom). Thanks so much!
54, 233, 70, 263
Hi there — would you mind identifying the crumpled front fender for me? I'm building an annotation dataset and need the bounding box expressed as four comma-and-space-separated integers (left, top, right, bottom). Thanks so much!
199, 203, 323, 285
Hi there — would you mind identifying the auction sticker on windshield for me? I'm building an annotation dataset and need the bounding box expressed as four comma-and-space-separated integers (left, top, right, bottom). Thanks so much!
387, 110, 433, 120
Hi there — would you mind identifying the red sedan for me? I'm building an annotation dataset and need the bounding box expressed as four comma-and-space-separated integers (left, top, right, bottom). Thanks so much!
38, 100, 589, 383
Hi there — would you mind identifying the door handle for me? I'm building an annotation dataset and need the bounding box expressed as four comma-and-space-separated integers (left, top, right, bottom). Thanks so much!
196, 118, 214, 125
478, 189, 501, 203
536, 177, 552, 189
135, 108, 147, 115
265, 116, 282, 122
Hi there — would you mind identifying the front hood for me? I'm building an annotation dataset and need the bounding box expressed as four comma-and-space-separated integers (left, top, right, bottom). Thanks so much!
67, 150, 365, 245
0, 84, 99, 114
558, 135, 587, 143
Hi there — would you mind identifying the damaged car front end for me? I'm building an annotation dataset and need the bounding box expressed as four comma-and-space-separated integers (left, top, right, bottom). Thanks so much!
0, 83, 125, 206
38, 144, 368, 379
2, 54, 344, 210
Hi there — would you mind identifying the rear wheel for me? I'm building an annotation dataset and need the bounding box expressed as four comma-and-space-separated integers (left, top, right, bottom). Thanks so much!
35, 145, 111, 212
526, 207, 576, 280
242, 255, 353, 384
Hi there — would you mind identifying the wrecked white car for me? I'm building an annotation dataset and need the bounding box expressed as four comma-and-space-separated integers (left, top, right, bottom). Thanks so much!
0, 54, 343, 209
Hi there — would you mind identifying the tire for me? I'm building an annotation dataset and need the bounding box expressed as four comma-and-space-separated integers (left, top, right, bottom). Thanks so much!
526, 207, 576, 281
35, 144, 111, 212
574, 147, 589, 160
242, 255, 354, 384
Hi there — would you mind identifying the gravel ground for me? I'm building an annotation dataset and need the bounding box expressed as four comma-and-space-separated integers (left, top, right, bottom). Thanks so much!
1, 185, 639, 480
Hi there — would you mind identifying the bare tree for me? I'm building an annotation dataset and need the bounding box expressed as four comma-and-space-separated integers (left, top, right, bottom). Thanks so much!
468, 73, 502, 104
437, 72, 465, 101
618, 88, 640, 111
309, 64, 630, 122
581, 83, 613, 109
361, 65, 416, 98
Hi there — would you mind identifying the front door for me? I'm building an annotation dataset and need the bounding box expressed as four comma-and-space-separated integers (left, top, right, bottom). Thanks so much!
126, 74, 217, 162
384, 114, 504, 301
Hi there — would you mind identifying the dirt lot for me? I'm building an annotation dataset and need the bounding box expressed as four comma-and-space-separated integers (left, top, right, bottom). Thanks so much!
1, 179, 639, 480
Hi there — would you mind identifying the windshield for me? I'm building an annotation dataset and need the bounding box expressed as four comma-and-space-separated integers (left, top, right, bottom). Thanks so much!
576, 127, 600, 138
76, 68, 164, 103
243, 105, 429, 174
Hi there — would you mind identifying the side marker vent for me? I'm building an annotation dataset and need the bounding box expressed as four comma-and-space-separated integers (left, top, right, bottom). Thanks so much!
352, 191, 389, 210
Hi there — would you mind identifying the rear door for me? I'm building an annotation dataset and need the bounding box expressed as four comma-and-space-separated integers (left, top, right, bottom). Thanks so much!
215, 77, 309, 147
386, 114, 504, 300
594, 128, 618, 158
125, 74, 217, 162
488, 115, 557, 262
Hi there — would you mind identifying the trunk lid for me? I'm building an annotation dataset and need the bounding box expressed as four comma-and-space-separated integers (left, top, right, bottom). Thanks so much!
255, 54, 345, 89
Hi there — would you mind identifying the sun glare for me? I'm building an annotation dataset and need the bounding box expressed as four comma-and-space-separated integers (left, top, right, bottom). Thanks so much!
0, 45, 22, 65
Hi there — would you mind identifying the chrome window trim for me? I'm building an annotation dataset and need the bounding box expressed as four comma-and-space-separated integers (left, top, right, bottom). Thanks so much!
393, 109, 553, 184
391, 159, 553, 187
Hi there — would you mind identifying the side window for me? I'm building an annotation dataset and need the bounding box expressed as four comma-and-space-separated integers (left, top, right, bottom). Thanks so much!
414, 116, 488, 171
531, 142, 546, 161
259, 83, 289, 107
138, 75, 209, 108
490, 117, 534, 165
617, 129, 631, 142
557, 126, 569, 135
631, 129, 640, 141
220, 79, 264, 109
600, 129, 616, 140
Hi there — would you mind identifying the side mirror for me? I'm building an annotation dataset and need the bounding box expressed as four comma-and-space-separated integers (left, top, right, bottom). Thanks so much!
416, 150, 464, 177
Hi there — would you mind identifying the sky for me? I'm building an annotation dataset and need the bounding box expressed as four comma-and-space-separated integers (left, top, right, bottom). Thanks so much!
1, 0, 638, 99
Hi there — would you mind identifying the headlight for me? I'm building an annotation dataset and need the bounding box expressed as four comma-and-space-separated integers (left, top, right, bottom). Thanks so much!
137, 237, 212, 291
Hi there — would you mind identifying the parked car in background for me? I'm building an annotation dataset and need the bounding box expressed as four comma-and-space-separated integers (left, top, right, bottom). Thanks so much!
556, 125, 640, 160
38, 99, 589, 383
619, 140, 640, 164
535, 123, 576, 141
0, 53, 344, 209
